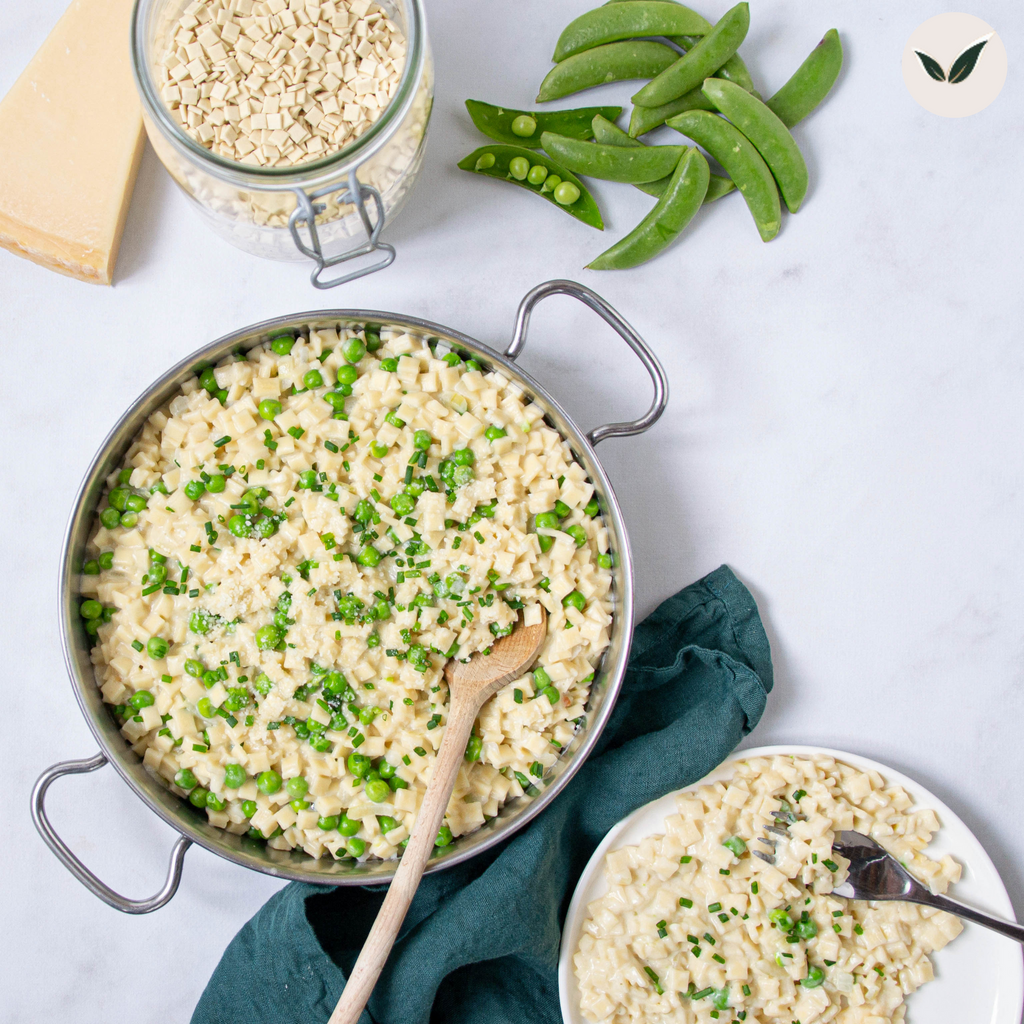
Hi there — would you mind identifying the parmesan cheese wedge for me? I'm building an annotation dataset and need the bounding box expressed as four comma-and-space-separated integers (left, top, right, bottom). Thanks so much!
0, 0, 144, 284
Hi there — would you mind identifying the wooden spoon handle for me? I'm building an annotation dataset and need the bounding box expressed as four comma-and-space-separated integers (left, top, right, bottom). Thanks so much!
327, 699, 479, 1024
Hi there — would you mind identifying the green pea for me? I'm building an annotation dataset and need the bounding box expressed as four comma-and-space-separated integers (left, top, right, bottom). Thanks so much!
553, 180, 581, 205
119, 512, 140, 529
303, 369, 324, 389
769, 908, 794, 931
413, 429, 433, 450
98, 551, 114, 570
256, 770, 282, 794
270, 335, 295, 355
541, 685, 561, 704
511, 114, 538, 137
378, 815, 399, 834
285, 776, 309, 799
206, 474, 226, 493
185, 659, 204, 677
435, 824, 453, 847
450, 448, 475, 466
128, 690, 155, 709
796, 918, 819, 940
258, 398, 282, 420
150, 480, 169, 495
346, 837, 366, 857
723, 835, 747, 856
255, 623, 283, 650
197, 697, 215, 717
370, 440, 388, 459
108, 486, 130, 511
338, 813, 360, 836
801, 965, 826, 989
223, 764, 246, 788
365, 329, 382, 352
565, 524, 587, 548
347, 752, 372, 778
484, 425, 506, 442
554, 500, 572, 518
235, 491, 260, 516
584, 498, 600, 516
253, 516, 279, 538
241, 800, 258, 818
189, 788, 209, 808
527, 164, 548, 186
174, 768, 197, 791
508, 155, 530, 180
596, 553, 613, 569
253, 672, 274, 695
356, 544, 381, 567
199, 367, 218, 392
380, 357, 398, 372
335, 363, 358, 386
184, 479, 205, 501
365, 779, 390, 802
378, 760, 397, 779
147, 636, 169, 659
475, 152, 496, 171
126, 493, 148, 513
205, 792, 226, 812
358, 706, 380, 726
533, 666, 551, 688
535, 511, 560, 532
82, 559, 100, 575
80, 600, 103, 620
465, 734, 483, 762
540, 174, 561, 194
118, 468, 133, 485
147, 562, 168, 585
99, 507, 121, 529
390, 492, 415, 516
227, 515, 252, 538
84, 618, 100, 636
202, 670, 220, 688
342, 337, 366, 364
318, 815, 339, 831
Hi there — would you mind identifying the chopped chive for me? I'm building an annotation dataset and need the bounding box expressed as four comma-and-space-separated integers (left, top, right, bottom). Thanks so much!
708, 902, 722, 913
719, 869, 730, 875
712, 953, 725, 964
751, 882, 758, 894
324, 440, 339, 453
679, 897, 693, 908
131, 639, 144, 651
703, 933, 715, 945
854, 924, 864, 935
742, 984, 751, 996
642, 966, 663, 995
823, 859, 839, 872
833, 910, 843, 918
680, 855, 692, 864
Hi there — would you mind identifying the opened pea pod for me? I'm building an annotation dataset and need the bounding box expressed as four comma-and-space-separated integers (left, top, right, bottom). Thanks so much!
540, 131, 687, 183
465, 100, 624, 148
457, 145, 604, 230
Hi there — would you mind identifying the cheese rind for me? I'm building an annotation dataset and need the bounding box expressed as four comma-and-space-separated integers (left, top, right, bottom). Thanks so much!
0, 0, 144, 285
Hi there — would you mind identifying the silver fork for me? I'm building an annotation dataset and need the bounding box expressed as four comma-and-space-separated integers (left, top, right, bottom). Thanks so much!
831, 830, 1024, 943
754, 801, 802, 864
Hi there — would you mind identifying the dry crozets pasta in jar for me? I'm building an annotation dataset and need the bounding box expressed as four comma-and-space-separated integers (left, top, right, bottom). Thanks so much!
573, 755, 963, 1024
78, 324, 614, 861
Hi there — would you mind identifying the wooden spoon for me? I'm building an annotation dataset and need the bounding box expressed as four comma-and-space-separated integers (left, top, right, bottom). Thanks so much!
328, 606, 548, 1024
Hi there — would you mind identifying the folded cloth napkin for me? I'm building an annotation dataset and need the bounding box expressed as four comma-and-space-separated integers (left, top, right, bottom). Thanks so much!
192, 564, 772, 1024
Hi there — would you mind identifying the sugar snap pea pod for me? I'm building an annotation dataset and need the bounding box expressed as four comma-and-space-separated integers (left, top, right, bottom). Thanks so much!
628, 86, 714, 137
457, 145, 604, 229
540, 131, 686, 183
604, 0, 758, 96
588, 146, 710, 269
666, 109, 780, 240
592, 113, 735, 202
766, 29, 843, 128
553, 1, 710, 61
632, 2, 749, 107
536, 40, 678, 102
465, 100, 624, 148
702, 79, 807, 213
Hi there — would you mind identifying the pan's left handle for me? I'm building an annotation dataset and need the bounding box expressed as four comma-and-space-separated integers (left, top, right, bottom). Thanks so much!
504, 279, 669, 446
31, 753, 192, 914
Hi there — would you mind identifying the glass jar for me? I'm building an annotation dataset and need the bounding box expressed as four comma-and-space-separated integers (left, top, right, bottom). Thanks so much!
131, 0, 431, 287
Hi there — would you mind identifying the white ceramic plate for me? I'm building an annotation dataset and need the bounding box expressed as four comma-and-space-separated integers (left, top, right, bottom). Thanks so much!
559, 744, 1023, 1024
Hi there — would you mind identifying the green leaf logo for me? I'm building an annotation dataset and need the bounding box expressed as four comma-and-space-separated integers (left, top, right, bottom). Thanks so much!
948, 38, 990, 82
915, 33, 993, 85
915, 50, 946, 81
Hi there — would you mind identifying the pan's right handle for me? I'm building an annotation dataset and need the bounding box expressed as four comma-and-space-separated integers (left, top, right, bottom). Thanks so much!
31, 753, 192, 914
504, 279, 669, 446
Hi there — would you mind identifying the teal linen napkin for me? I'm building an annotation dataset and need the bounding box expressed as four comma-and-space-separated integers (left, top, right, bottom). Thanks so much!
192, 564, 772, 1024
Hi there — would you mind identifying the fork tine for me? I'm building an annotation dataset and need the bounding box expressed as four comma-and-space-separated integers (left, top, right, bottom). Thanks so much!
765, 825, 789, 837
754, 850, 775, 864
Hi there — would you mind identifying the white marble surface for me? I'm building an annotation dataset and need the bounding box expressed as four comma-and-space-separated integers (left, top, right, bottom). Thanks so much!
2, 1, 1022, 1020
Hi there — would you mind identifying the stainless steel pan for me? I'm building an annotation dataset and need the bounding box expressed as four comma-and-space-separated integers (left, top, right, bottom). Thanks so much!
32, 280, 668, 912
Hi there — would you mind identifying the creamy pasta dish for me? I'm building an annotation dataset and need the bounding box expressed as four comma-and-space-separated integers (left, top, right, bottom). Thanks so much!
573, 755, 963, 1024
79, 324, 613, 860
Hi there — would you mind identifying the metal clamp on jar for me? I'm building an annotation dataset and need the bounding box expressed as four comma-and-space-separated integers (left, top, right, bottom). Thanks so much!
131, 0, 432, 287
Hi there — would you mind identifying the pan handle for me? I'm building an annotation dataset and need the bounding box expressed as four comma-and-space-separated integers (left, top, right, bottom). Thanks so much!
504, 279, 669, 446
31, 752, 192, 914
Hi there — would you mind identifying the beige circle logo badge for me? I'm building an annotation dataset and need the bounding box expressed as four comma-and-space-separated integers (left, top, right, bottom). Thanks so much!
902, 13, 1007, 117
